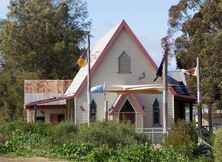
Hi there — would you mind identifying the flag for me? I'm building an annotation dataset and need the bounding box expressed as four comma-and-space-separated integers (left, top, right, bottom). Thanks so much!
77, 49, 87, 67
90, 84, 105, 93
72, 49, 87, 70
153, 59, 164, 81
181, 67, 197, 77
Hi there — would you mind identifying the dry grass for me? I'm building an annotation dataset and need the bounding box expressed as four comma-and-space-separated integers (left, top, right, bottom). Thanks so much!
0, 154, 69, 162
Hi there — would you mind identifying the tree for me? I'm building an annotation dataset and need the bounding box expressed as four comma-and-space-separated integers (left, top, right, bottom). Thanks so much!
0, 0, 91, 121
167, 0, 222, 126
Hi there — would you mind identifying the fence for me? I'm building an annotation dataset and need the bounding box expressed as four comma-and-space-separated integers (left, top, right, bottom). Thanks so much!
136, 128, 164, 144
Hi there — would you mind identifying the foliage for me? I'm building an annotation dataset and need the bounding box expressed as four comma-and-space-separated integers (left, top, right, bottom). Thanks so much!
167, 0, 222, 109
90, 144, 190, 162
193, 156, 214, 162
77, 122, 149, 148
0, 121, 211, 161
0, 121, 51, 143
0, 0, 91, 122
0, 121, 80, 145
213, 127, 222, 162
3, 130, 52, 156
162, 120, 198, 159
53, 143, 93, 160
50, 122, 78, 144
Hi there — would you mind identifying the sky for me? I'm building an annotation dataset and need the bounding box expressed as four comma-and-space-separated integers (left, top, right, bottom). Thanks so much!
0, 0, 179, 69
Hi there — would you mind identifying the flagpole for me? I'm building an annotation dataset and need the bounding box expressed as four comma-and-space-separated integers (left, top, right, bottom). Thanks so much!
87, 33, 91, 126
197, 57, 202, 139
104, 82, 108, 121
162, 37, 168, 136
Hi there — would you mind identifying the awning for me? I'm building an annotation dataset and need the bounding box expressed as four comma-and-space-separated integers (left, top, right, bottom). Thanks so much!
106, 84, 165, 94
106, 89, 162, 94
25, 94, 75, 109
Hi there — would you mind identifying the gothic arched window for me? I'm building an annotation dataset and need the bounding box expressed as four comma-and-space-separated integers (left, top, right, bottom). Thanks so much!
153, 98, 160, 126
90, 99, 97, 122
118, 51, 131, 73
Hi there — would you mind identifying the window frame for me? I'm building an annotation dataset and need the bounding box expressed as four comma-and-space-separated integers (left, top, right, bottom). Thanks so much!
153, 98, 160, 126
118, 51, 131, 73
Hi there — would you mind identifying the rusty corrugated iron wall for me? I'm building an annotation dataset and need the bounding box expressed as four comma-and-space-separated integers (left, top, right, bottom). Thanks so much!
24, 80, 72, 105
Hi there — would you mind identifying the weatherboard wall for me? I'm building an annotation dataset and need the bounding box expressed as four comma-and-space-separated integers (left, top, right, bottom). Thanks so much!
74, 28, 174, 128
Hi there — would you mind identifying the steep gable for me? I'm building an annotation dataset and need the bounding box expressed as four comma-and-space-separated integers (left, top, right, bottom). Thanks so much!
65, 20, 158, 96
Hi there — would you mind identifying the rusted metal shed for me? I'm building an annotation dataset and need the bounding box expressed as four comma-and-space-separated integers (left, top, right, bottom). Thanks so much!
24, 80, 73, 123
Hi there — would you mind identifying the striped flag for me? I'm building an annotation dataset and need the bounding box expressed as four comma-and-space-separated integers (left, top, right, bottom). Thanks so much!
181, 67, 197, 77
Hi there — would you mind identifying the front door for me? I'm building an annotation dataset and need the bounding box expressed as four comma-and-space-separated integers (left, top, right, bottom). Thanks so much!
119, 100, 135, 124
50, 114, 65, 124
51, 114, 59, 124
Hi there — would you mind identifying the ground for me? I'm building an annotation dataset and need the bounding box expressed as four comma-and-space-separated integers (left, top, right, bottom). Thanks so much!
0, 154, 68, 162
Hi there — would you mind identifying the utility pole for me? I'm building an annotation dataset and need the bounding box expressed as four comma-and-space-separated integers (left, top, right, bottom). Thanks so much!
87, 33, 91, 126
162, 37, 168, 136
197, 57, 202, 139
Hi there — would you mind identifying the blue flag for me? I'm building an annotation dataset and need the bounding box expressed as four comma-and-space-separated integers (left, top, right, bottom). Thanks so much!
90, 84, 105, 93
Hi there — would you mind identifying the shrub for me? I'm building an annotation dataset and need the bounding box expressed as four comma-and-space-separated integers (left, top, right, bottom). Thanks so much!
193, 156, 214, 162
4, 129, 53, 156
51, 122, 78, 144
114, 143, 153, 162
213, 127, 222, 162
87, 145, 114, 162
162, 120, 198, 158
0, 122, 52, 143
77, 121, 144, 148
0, 122, 31, 143
0, 144, 7, 153
109, 143, 189, 162
54, 143, 93, 160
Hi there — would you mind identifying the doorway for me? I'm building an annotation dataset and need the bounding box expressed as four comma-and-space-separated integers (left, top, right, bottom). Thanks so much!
119, 100, 135, 124
50, 114, 65, 124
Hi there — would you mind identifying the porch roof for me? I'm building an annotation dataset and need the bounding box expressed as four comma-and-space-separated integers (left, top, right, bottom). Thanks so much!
109, 94, 145, 115
24, 94, 74, 109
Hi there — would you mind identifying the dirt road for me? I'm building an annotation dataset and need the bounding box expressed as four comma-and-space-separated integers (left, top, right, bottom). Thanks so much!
0, 154, 68, 162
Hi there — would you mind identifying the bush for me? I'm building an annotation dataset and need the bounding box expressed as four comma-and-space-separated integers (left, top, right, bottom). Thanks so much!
77, 121, 147, 148
87, 145, 114, 162
0, 121, 201, 161
86, 143, 189, 162
50, 122, 78, 144
0, 122, 31, 143
4, 129, 53, 156
213, 127, 222, 162
193, 156, 214, 162
0, 144, 7, 153
0, 122, 52, 143
162, 120, 198, 158
54, 143, 93, 160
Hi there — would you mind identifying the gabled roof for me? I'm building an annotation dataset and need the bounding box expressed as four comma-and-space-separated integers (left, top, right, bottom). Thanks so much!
24, 20, 195, 108
65, 20, 158, 96
109, 94, 145, 115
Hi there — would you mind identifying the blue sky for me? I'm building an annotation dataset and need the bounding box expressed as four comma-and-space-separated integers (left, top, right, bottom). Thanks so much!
0, 0, 179, 69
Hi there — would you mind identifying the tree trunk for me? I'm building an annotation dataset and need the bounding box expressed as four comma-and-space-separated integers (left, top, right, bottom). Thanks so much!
208, 104, 213, 134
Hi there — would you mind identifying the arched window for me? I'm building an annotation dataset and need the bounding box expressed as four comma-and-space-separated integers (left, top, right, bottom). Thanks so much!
90, 99, 97, 122
153, 98, 160, 126
118, 51, 131, 73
